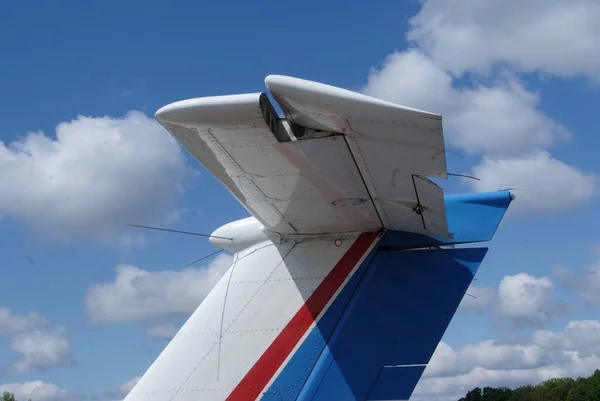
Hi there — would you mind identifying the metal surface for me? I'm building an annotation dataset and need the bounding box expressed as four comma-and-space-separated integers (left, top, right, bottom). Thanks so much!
156, 75, 449, 238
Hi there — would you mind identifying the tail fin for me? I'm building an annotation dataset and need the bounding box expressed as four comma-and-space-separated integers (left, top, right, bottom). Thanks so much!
274, 246, 488, 401
125, 76, 514, 401
125, 191, 511, 401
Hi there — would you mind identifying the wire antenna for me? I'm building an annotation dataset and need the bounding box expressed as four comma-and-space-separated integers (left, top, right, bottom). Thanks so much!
182, 249, 224, 268
126, 224, 233, 241
504, 187, 542, 197
447, 172, 480, 181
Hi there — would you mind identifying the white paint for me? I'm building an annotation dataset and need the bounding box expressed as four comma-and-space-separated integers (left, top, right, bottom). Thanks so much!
209, 216, 277, 253
124, 232, 365, 401
265, 75, 449, 237
156, 75, 450, 238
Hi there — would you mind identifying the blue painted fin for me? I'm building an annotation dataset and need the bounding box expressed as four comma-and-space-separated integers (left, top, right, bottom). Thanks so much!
379, 189, 514, 249
262, 242, 489, 401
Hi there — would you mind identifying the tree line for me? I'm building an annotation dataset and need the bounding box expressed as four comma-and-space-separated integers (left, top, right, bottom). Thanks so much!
458, 370, 600, 401
2, 393, 30, 401
3, 370, 600, 401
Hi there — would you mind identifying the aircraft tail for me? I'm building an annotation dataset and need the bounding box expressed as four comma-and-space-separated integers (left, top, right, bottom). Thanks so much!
125, 191, 512, 401
124, 75, 514, 401
278, 245, 488, 401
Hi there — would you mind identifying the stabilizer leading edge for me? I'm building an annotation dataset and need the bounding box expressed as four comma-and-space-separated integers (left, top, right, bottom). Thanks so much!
124, 75, 514, 401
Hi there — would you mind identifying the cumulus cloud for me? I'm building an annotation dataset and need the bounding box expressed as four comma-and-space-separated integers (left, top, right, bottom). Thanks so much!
9, 326, 73, 374
145, 323, 179, 340
0, 111, 188, 244
362, 51, 597, 213
408, 0, 600, 80
363, 50, 456, 116
0, 307, 47, 335
468, 151, 597, 214
457, 273, 567, 327
554, 263, 600, 305
497, 273, 563, 327
448, 82, 570, 155
412, 319, 600, 400
363, 50, 570, 156
85, 253, 232, 324
0, 381, 70, 401
362, 3, 599, 215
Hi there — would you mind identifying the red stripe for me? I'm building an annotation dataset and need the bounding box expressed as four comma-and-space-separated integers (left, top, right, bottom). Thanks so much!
226, 231, 378, 401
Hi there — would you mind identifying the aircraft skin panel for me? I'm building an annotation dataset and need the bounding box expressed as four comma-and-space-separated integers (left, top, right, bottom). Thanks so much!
265, 75, 448, 235
156, 96, 380, 236
259, 239, 487, 401
224, 232, 380, 401
294, 247, 487, 401
124, 232, 380, 401
156, 76, 449, 238
124, 189, 512, 401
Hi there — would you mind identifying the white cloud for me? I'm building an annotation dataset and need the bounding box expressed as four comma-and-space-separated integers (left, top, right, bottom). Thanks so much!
455, 273, 567, 327
362, 16, 597, 215
459, 285, 496, 313
85, 253, 232, 324
145, 323, 179, 340
422, 340, 548, 379
363, 50, 456, 116
448, 82, 570, 155
9, 327, 73, 374
0, 111, 187, 244
413, 319, 600, 399
533, 320, 600, 355
554, 263, 600, 304
0, 381, 70, 401
120, 376, 141, 398
363, 50, 569, 156
0, 307, 47, 335
408, 0, 600, 80
497, 273, 561, 327
468, 151, 597, 214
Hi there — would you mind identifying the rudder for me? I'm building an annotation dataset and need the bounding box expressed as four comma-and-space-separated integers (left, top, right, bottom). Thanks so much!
263, 244, 488, 401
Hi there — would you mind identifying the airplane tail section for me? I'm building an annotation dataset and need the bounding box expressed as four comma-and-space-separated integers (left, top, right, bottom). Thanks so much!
125, 209, 508, 401
124, 75, 514, 401
274, 245, 488, 401
378, 189, 514, 249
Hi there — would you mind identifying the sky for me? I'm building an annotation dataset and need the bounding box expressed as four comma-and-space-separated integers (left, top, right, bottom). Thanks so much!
1, 0, 599, 400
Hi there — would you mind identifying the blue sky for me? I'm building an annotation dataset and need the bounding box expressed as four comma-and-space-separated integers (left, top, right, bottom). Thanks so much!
1, 1, 600, 400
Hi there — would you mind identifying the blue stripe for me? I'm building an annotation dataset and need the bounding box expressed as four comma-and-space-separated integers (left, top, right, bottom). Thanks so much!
260, 190, 512, 401
305, 247, 487, 401
260, 237, 381, 400
261, 244, 488, 401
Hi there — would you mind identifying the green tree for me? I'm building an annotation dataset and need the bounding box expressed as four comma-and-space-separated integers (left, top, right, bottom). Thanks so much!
2, 392, 16, 401
508, 384, 539, 401
549, 377, 576, 399
459, 370, 600, 401
459, 387, 483, 401
482, 386, 512, 401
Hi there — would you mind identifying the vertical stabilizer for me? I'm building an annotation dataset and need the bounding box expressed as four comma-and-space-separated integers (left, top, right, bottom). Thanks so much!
126, 75, 514, 401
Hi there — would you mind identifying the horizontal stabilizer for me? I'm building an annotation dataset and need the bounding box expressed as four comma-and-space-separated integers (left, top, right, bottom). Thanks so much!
156, 75, 451, 238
